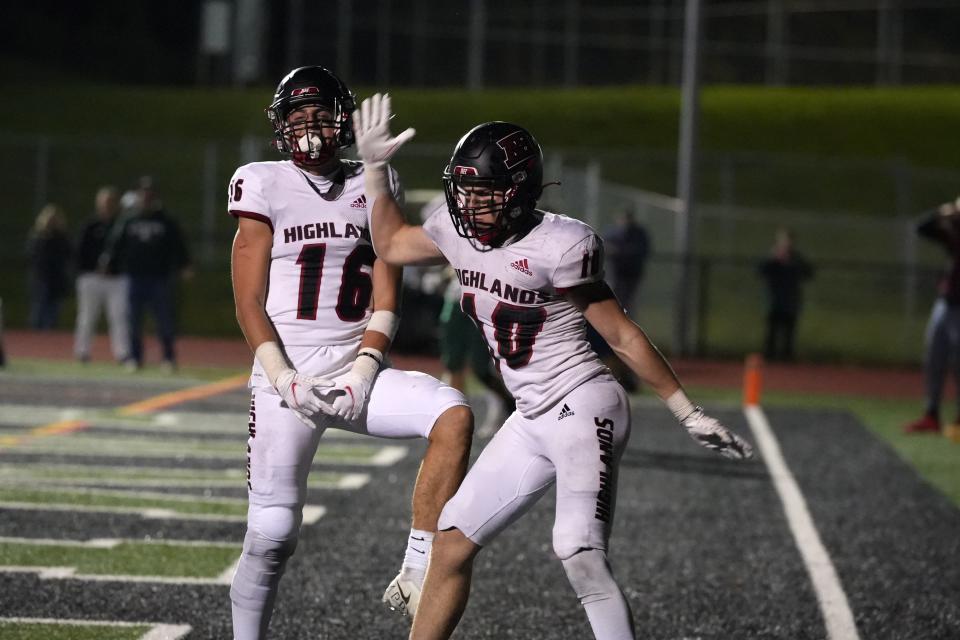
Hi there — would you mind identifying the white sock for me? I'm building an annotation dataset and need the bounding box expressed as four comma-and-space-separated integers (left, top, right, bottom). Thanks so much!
401, 528, 434, 583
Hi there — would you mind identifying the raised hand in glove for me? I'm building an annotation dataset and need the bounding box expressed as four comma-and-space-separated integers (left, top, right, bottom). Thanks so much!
352, 93, 416, 169
681, 407, 754, 460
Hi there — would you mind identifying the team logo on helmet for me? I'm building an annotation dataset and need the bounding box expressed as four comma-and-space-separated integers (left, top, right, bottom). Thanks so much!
497, 131, 537, 170
442, 122, 545, 252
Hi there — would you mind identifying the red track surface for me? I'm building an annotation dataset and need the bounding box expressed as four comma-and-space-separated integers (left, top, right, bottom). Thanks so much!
3, 329, 926, 400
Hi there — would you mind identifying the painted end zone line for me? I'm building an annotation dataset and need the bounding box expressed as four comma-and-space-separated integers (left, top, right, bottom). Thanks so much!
117, 373, 249, 416
0, 617, 190, 640
0, 374, 248, 451
743, 404, 861, 640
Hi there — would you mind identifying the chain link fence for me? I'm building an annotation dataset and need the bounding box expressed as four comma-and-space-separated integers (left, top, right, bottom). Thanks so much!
2, 132, 954, 363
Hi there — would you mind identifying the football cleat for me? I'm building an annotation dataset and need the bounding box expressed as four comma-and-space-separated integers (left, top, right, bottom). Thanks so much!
903, 414, 940, 434
381, 572, 421, 618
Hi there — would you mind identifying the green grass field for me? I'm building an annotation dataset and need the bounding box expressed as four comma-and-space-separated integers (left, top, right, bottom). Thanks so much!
0, 622, 148, 640
0, 540, 238, 578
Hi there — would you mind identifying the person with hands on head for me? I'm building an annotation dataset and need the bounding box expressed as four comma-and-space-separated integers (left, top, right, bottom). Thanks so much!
353, 94, 753, 640
228, 68, 473, 640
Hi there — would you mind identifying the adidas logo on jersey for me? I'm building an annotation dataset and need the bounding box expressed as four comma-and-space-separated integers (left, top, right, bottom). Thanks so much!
558, 403, 575, 420
350, 194, 367, 209
510, 257, 533, 276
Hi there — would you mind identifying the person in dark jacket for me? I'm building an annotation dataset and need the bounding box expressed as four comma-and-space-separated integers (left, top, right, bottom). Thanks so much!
604, 208, 651, 313
758, 228, 814, 362
105, 176, 192, 370
73, 186, 130, 363
904, 198, 960, 438
26, 204, 72, 330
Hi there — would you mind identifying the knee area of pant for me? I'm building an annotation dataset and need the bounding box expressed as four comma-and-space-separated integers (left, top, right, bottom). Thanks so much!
247, 507, 301, 552
560, 548, 617, 603
431, 528, 479, 568
430, 404, 475, 444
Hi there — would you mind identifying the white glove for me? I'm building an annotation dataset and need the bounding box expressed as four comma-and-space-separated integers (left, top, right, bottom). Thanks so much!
255, 341, 333, 429
681, 408, 754, 460
352, 93, 416, 170
321, 348, 382, 422
274, 369, 335, 428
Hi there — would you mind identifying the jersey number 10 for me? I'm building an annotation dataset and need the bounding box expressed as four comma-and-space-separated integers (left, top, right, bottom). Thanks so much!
462, 293, 547, 370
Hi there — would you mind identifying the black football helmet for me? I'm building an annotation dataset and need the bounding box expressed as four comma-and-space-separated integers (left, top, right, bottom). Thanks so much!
266, 66, 356, 168
442, 122, 544, 251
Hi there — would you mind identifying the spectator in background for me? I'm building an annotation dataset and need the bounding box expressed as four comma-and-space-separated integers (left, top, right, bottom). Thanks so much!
904, 197, 960, 437
26, 204, 72, 330
758, 228, 814, 362
586, 208, 651, 393
105, 176, 191, 371
604, 207, 651, 312
73, 186, 130, 364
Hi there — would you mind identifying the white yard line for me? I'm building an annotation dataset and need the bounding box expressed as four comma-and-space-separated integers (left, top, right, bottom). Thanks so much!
0, 565, 235, 585
0, 617, 193, 640
0, 536, 238, 548
0, 404, 365, 438
0, 501, 248, 522
370, 445, 408, 466
0, 464, 368, 490
141, 625, 194, 640
336, 472, 371, 489
0, 617, 191, 639
743, 405, 861, 640
1, 485, 251, 504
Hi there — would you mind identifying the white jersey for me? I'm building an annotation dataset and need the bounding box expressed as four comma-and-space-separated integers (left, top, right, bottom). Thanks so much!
227, 159, 401, 375
423, 209, 609, 417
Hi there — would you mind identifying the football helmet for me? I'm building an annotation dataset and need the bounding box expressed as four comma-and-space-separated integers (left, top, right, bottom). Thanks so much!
442, 121, 544, 251
266, 66, 356, 167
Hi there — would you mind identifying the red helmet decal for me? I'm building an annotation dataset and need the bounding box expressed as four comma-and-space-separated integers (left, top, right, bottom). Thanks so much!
291, 86, 320, 96
454, 165, 479, 176
497, 131, 536, 170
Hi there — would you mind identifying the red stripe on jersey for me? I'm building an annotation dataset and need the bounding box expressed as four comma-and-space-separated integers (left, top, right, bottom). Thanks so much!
230, 210, 274, 233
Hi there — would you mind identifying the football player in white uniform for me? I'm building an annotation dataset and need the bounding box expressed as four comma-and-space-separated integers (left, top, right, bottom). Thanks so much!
352, 95, 754, 640
228, 68, 473, 640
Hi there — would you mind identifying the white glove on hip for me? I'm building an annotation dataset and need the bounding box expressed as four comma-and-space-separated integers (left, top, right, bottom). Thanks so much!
254, 341, 333, 429
322, 348, 382, 422
352, 93, 416, 169
275, 369, 335, 429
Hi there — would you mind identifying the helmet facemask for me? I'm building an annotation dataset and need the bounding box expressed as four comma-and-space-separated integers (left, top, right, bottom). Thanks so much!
443, 170, 530, 252
266, 66, 356, 170
268, 99, 350, 169
441, 122, 544, 251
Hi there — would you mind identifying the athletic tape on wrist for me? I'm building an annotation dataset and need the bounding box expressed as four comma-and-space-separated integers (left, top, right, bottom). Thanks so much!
364, 163, 390, 199
367, 310, 400, 342
254, 341, 291, 389
665, 389, 697, 423
353, 347, 383, 380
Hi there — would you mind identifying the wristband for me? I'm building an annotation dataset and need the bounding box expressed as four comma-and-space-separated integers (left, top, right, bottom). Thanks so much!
353, 347, 383, 380
254, 341, 291, 389
665, 389, 697, 423
364, 163, 390, 200
367, 310, 400, 342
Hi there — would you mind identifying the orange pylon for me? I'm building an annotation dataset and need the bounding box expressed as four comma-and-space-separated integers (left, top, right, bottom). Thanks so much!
743, 353, 763, 406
